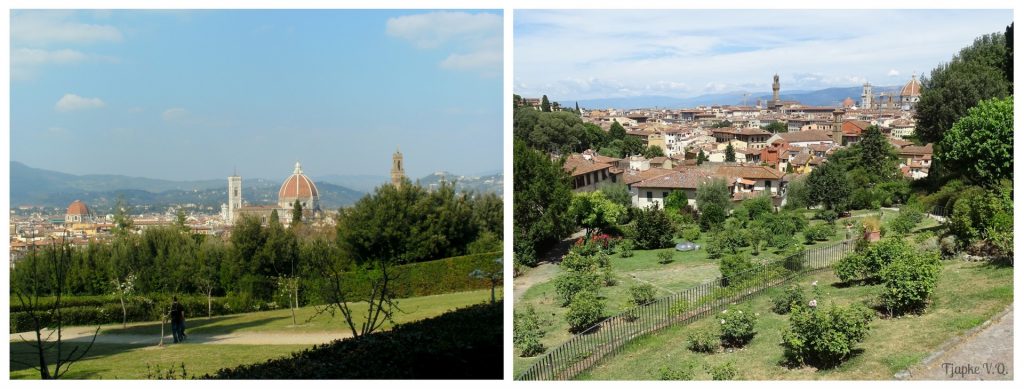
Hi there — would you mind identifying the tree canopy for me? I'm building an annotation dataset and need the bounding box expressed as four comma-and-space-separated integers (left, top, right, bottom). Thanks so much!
937, 96, 1014, 187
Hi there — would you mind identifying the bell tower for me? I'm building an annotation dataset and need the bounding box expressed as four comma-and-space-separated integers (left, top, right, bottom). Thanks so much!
227, 169, 242, 224
771, 73, 781, 108
391, 147, 405, 188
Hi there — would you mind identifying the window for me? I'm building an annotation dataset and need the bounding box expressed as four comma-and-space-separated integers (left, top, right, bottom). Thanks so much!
646, 191, 653, 201
765, 181, 772, 191
663, 192, 669, 199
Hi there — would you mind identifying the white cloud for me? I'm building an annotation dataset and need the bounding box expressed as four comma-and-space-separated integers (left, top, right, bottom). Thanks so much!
12, 11, 123, 46
887, 69, 901, 77
386, 11, 500, 49
13, 48, 87, 65
55, 94, 105, 112
386, 11, 501, 75
515, 9, 1013, 99
162, 108, 189, 122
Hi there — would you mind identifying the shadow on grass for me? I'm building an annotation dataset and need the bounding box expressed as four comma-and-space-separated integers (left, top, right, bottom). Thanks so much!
103, 314, 280, 336
10, 341, 150, 379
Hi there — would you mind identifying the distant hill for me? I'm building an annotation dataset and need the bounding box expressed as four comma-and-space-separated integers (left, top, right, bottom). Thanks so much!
416, 172, 504, 197
10, 161, 363, 213
569, 85, 902, 110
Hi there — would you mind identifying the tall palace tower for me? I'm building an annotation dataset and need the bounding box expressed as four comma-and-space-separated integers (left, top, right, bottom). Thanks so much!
391, 147, 405, 188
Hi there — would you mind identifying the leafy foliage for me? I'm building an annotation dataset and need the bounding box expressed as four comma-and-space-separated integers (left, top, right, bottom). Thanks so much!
696, 179, 731, 231
514, 305, 546, 357
568, 191, 626, 236
553, 270, 600, 307
708, 362, 738, 380
782, 303, 873, 368
629, 205, 675, 250
686, 331, 718, 353
717, 307, 758, 348
916, 32, 1011, 144
938, 96, 1014, 187
772, 284, 806, 315
566, 290, 605, 333
719, 255, 755, 287
629, 283, 657, 306
513, 140, 574, 265
807, 160, 852, 211
880, 251, 942, 316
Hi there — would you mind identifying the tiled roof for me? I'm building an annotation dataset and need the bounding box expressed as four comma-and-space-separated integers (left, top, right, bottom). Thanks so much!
563, 154, 613, 176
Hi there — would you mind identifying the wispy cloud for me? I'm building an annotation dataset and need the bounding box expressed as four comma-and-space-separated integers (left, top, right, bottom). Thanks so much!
887, 69, 901, 77
56, 94, 106, 112
386, 11, 501, 76
515, 9, 1012, 100
12, 11, 123, 46
162, 108, 189, 122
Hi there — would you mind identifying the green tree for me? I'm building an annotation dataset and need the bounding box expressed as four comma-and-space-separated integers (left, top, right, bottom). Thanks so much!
697, 149, 708, 165
762, 121, 787, 133
630, 205, 675, 250
725, 143, 736, 162
643, 145, 665, 158
807, 161, 852, 211
541, 95, 551, 112
568, 191, 626, 238
174, 209, 189, 234
291, 199, 303, 227
597, 181, 632, 208
622, 136, 645, 157
697, 179, 731, 231
915, 32, 1010, 144
609, 120, 626, 140
513, 140, 574, 265
855, 125, 899, 185
111, 196, 134, 238
937, 96, 1013, 187
664, 190, 688, 212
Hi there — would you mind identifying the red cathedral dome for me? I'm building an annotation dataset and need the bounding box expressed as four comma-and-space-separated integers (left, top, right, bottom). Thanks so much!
67, 200, 90, 216
278, 162, 319, 209
900, 75, 922, 97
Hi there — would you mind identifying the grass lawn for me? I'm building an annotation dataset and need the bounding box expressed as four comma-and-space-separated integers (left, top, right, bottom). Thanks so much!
11, 288, 499, 379
101, 288, 499, 335
10, 342, 307, 379
577, 260, 1012, 380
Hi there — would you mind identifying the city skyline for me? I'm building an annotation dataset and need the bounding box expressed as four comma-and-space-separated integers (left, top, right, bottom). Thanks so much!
11, 10, 503, 181
515, 9, 1013, 101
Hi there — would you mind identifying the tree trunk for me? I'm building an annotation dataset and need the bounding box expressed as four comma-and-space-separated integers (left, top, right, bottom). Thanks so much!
207, 289, 212, 319
290, 279, 297, 326
119, 294, 127, 329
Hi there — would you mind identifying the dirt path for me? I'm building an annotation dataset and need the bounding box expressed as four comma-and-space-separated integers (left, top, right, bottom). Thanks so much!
513, 233, 584, 302
903, 308, 1013, 380
10, 325, 353, 346
513, 262, 560, 302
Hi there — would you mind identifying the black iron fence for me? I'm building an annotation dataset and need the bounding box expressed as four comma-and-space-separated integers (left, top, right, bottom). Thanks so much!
516, 240, 856, 381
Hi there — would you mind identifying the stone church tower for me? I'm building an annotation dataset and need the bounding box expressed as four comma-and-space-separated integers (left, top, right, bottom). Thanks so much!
227, 171, 242, 223
391, 147, 405, 188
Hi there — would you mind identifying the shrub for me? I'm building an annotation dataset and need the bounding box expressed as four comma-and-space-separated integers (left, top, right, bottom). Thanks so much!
601, 267, 618, 287
704, 233, 725, 259
514, 240, 538, 267
707, 362, 738, 380
553, 271, 600, 306
880, 251, 942, 316
717, 307, 757, 347
680, 225, 701, 242
566, 290, 605, 333
686, 330, 717, 353
782, 303, 873, 368
618, 240, 634, 258
772, 284, 806, 314
782, 250, 804, 272
560, 250, 600, 273
513, 306, 546, 357
629, 284, 657, 306
631, 206, 676, 249
815, 209, 838, 224
719, 255, 755, 287
834, 253, 868, 284
658, 362, 697, 380
804, 224, 835, 244
657, 250, 675, 264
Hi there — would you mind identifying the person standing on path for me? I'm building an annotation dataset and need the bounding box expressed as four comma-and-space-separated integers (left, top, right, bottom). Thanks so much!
170, 297, 186, 343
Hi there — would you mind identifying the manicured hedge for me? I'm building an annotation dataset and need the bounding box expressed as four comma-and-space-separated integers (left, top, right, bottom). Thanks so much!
209, 302, 502, 379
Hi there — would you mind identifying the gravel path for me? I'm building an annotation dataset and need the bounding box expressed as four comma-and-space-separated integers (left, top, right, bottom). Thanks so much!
10, 325, 353, 346
905, 308, 1013, 380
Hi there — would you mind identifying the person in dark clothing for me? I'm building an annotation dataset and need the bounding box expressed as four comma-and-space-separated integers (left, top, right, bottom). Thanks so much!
170, 297, 186, 343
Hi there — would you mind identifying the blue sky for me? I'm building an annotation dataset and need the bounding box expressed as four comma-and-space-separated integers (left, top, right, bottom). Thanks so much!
515, 9, 1013, 101
11, 9, 503, 181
